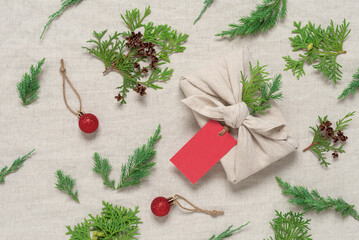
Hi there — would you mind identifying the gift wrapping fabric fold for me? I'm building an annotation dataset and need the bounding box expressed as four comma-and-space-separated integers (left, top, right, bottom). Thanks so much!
179, 48, 299, 183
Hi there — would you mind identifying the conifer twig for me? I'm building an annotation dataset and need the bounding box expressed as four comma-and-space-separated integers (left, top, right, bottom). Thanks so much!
92, 152, 116, 190
216, 0, 287, 38
241, 61, 283, 115
17, 58, 45, 106
209, 223, 249, 240
40, 0, 83, 39
266, 211, 312, 240
283, 19, 350, 83
276, 177, 359, 221
118, 124, 161, 189
304, 112, 355, 167
194, 0, 215, 25
93, 125, 161, 190
66, 201, 142, 239
338, 67, 359, 100
55, 170, 79, 202
0, 149, 35, 184
84, 6, 188, 104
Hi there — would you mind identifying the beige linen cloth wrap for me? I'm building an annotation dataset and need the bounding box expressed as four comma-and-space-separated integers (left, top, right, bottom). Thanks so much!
179, 48, 299, 184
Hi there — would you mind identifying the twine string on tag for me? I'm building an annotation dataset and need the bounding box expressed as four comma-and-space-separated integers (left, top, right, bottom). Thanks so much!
173, 194, 224, 217
218, 125, 230, 136
60, 59, 83, 118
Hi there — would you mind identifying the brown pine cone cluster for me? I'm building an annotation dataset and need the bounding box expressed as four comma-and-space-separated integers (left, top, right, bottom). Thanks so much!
134, 83, 147, 96
319, 120, 348, 158
125, 31, 159, 70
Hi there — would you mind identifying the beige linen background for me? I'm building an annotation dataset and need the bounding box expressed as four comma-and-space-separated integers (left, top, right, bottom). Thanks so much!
0, 0, 359, 239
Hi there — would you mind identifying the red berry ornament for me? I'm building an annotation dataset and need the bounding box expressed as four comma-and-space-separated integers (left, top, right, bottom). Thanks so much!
151, 197, 172, 217
151, 194, 224, 218
78, 113, 99, 133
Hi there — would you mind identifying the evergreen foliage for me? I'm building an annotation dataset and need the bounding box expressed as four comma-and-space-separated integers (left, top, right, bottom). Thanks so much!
84, 6, 188, 104
338, 67, 359, 100
194, 0, 215, 25
266, 211, 312, 240
216, 0, 287, 38
41, 0, 83, 39
93, 153, 116, 190
93, 125, 161, 190
209, 222, 249, 240
276, 177, 359, 221
0, 149, 35, 183
17, 58, 45, 106
55, 170, 79, 202
283, 19, 350, 83
304, 112, 355, 167
66, 201, 141, 239
241, 62, 283, 115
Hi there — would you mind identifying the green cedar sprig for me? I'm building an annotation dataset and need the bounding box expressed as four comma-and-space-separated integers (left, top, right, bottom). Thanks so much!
92, 153, 116, 190
17, 58, 45, 106
194, 0, 215, 25
93, 125, 161, 190
66, 201, 141, 239
209, 222, 249, 240
266, 211, 312, 240
303, 112, 355, 167
84, 6, 188, 104
338, 67, 359, 100
55, 170, 79, 202
216, 0, 287, 38
40, 0, 83, 39
276, 177, 359, 221
118, 124, 161, 189
241, 62, 283, 115
283, 19, 350, 83
0, 149, 35, 184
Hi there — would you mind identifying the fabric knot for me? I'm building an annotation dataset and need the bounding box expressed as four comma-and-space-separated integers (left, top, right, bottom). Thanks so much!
223, 102, 249, 128
60, 66, 66, 73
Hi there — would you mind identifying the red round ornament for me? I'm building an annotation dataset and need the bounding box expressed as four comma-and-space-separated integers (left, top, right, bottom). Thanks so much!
78, 113, 99, 133
151, 197, 172, 217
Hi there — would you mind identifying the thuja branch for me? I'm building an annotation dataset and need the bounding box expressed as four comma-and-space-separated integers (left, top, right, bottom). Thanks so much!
84, 6, 188, 104
304, 112, 355, 167
0, 149, 35, 184
241, 61, 283, 115
216, 0, 287, 38
283, 19, 350, 83
17, 58, 45, 106
266, 211, 312, 240
276, 177, 359, 221
208, 222, 249, 240
41, 0, 83, 39
66, 201, 142, 239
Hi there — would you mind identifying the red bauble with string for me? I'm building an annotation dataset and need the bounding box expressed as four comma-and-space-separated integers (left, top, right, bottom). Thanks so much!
151, 197, 172, 217
79, 113, 99, 133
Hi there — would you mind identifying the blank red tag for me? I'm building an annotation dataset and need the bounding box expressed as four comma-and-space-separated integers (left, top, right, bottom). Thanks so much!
170, 120, 237, 184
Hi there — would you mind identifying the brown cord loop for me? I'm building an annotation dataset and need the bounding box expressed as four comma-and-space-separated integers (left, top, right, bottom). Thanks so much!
219, 125, 230, 136
173, 194, 224, 217
60, 59, 83, 118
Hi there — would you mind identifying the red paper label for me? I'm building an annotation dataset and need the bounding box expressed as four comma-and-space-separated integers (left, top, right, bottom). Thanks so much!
170, 120, 237, 184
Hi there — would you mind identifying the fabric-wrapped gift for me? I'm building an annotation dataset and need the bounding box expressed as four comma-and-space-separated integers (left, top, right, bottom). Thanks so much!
179, 48, 299, 184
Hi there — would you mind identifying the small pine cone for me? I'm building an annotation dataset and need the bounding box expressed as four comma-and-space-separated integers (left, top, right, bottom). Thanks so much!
115, 93, 123, 102
332, 136, 339, 143
142, 67, 148, 73
332, 152, 339, 158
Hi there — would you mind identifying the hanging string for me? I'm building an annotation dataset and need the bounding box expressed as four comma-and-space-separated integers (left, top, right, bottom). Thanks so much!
59, 59, 83, 117
219, 125, 230, 136
173, 194, 224, 217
